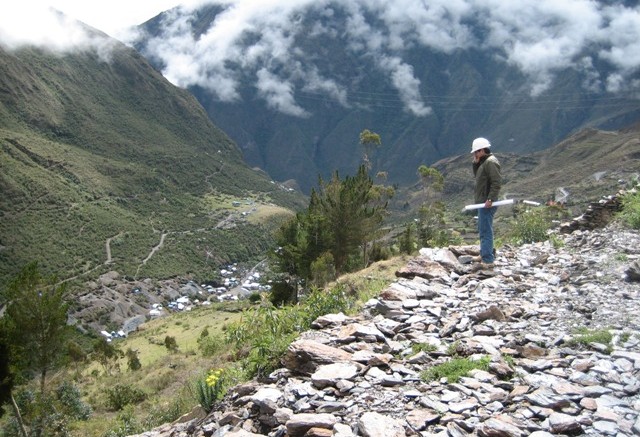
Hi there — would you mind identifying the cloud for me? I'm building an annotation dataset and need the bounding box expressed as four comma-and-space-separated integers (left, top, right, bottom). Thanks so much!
140, 0, 639, 116
256, 68, 309, 117
476, 0, 605, 95
3, 0, 639, 115
379, 56, 432, 116
0, 5, 116, 56
597, 4, 640, 93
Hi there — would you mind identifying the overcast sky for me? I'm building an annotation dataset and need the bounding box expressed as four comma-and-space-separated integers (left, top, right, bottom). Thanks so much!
1, 1, 184, 40
1, 0, 639, 117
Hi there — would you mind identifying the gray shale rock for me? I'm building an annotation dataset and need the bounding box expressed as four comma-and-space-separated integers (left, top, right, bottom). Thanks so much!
128, 221, 640, 437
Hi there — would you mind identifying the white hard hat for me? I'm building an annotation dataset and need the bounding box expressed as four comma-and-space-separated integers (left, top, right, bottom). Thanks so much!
470, 137, 491, 153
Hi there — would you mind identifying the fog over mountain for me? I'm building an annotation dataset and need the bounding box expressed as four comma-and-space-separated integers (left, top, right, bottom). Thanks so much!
130, 0, 640, 190
136, 0, 640, 116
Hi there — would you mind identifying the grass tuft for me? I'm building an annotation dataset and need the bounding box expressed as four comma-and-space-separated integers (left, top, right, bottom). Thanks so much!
421, 356, 491, 383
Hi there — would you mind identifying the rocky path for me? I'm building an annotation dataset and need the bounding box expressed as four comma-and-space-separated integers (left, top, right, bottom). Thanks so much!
131, 222, 640, 437
135, 231, 168, 277
105, 232, 123, 265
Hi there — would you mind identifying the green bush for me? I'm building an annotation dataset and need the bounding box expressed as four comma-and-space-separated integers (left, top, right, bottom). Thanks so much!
398, 223, 416, 254
248, 292, 262, 303
421, 356, 491, 383
302, 284, 354, 321
619, 190, 640, 229
55, 381, 93, 420
125, 348, 142, 371
225, 284, 356, 378
412, 343, 438, 354
269, 281, 297, 306
197, 335, 225, 357
1, 382, 92, 437
368, 241, 392, 262
105, 384, 147, 411
310, 252, 336, 287
141, 397, 189, 431
104, 406, 141, 437
567, 327, 613, 353
507, 207, 552, 244
164, 336, 178, 353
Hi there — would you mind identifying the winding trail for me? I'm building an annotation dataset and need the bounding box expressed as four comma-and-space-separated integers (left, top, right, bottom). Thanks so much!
135, 232, 168, 277
142, 232, 167, 265
104, 232, 123, 265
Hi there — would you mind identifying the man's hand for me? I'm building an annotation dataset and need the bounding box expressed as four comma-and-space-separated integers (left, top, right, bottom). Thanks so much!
484, 199, 493, 208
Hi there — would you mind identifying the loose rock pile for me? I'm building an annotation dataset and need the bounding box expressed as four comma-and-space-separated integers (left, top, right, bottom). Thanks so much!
131, 222, 640, 437
559, 188, 635, 234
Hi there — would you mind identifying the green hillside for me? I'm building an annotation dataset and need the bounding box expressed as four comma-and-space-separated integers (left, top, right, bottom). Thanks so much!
0, 43, 305, 285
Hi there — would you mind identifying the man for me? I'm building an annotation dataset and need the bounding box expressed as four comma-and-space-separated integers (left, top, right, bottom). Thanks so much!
471, 137, 501, 265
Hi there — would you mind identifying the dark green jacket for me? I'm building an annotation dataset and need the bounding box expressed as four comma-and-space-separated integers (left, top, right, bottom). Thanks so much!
473, 154, 501, 204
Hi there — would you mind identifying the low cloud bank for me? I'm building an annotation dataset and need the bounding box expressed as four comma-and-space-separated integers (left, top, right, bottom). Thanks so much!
4, 0, 639, 116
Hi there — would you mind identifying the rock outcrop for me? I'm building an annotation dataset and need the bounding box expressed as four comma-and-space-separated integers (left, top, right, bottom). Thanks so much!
130, 222, 640, 437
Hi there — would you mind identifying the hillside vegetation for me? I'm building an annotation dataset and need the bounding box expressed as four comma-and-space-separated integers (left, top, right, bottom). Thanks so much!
0, 43, 305, 285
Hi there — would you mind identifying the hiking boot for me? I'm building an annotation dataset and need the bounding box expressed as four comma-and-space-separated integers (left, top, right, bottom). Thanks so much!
470, 261, 493, 272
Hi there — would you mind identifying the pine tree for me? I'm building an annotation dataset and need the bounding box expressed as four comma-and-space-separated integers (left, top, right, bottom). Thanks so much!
274, 165, 387, 279
1, 262, 70, 395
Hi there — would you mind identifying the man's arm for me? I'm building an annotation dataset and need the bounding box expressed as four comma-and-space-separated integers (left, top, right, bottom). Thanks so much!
486, 160, 502, 202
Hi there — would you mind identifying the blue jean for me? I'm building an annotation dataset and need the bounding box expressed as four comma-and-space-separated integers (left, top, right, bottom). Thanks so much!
478, 206, 496, 263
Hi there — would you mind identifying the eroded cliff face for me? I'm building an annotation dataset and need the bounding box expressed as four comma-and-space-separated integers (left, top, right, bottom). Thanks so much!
130, 194, 640, 437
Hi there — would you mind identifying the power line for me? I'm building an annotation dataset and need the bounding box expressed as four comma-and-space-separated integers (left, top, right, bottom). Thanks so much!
295, 89, 639, 111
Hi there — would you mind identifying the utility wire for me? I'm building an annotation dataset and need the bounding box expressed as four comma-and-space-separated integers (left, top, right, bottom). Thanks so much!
295, 89, 638, 111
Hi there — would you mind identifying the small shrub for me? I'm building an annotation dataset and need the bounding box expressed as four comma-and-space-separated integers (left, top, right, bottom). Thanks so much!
104, 406, 141, 437
618, 331, 631, 344
2, 382, 93, 437
225, 283, 357, 378
105, 384, 147, 411
614, 253, 628, 262
368, 242, 391, 262
142, 396, 190, 431
567, 327, 613, 353
446, 341, 460, 356
147, 369, 175, 394
507, 207, 552, 245
412, 343, 437, 354
502, 354, 515, 368
398, 222, 416, 254
303, 284, 354, 320
269, 281, 297, 306
618, 190, 640, 229
125, 348, 142, 371
164, 336, 178, 353
55, 381, 93, 420
310, 251, 337, 287
421, 356, 491, 383
198, 335, 225, 357
549, 233, 565, 249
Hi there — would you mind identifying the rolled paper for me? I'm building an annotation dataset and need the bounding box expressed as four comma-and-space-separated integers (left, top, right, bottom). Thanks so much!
464, 199, 515, 211
522, 200, 541, 206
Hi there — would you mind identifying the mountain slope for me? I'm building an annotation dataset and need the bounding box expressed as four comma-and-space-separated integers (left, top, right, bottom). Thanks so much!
0, 40, 305, 285
135, 1, 640, 192
420, 124, 640, 214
